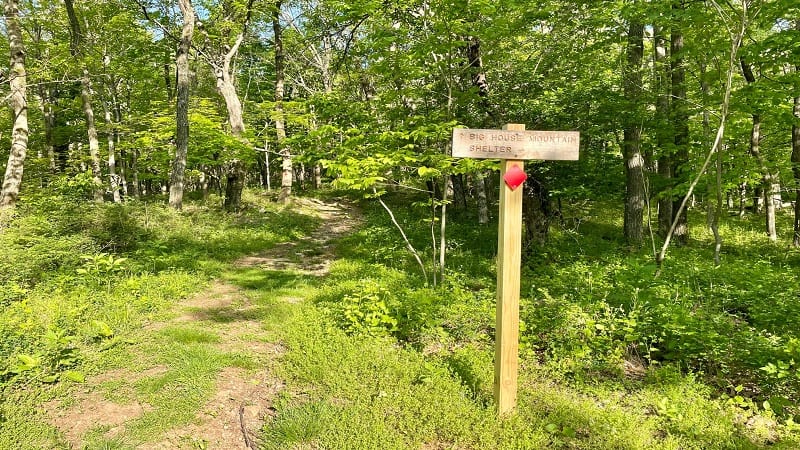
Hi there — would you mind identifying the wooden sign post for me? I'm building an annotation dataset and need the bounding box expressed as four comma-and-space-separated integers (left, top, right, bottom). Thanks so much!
452, 124, 579, 415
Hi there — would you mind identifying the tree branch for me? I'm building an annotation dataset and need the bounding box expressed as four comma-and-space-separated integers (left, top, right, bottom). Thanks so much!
134, 0, 182, 44
373, 188, 429, 285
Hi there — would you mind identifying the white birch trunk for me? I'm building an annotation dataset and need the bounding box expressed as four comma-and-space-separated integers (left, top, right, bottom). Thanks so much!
475, 173, 489, 225
0, 0, 28, 209
103, 99, 121, 203
102, 54, 121, 203
80, 69, 104, 202
274, 1, 291, 204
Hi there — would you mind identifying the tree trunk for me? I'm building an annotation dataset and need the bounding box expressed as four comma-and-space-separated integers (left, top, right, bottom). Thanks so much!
623, 21, 645, 246
103, 99, 121, 203
314, 164, 322, 189
36, 84, 56, 173
772, 180, 782, 210
200, 168, 209, 201
701, 62, 723, 265
523, 175, 551, 248
793, 20, 800, 247
212, 27, 248, 137
754, 185, 763, 213
64, 0, 103, 202
0, 0, 28, 209
739, 182, 747, 218
474, 172, 490, 225
223, 161, 245, 211
130, 148, 140, 198
214, 11, 251, 211
114, 100, 128, 197
654, 25, 673, 236
297, 162, 306, 190
216, 70, 245, 136
259, 138, 271, 190
466, 35, 496, 224
169, 0, 195, 210
63, 0, 81, 55
670, 11, 689, 244
741, 58, 777, 241
452, 174, 467, 209
103, 54, 121, 203
655, 6, 746, 271
764, 173, 778, 242
467, 37, 489, 97
709, 150, 723, 265
80, 69, 104, 202
439, 176, 452, 283
793, 91, 800, 246
466, 36, 494, 122
274, 1, 291, 204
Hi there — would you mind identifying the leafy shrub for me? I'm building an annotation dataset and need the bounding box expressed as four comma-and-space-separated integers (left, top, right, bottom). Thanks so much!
77, 253, 129, 292
4, 328, 83, 384
0, 282, 27, 307
761, 338, 800, 381
392, 288, 441, 342
0, 221, 92, 288
50, 171, 100, 201
435, 283, 494, 346
83, 204, 151, 252
338, 281, 399, 336
523, 288, 647, 375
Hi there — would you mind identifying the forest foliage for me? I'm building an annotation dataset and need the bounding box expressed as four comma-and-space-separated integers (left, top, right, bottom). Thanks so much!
2, 0, 800, 448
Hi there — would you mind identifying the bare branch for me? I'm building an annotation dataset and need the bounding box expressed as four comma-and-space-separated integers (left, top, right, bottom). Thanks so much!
133, 0, 182, 44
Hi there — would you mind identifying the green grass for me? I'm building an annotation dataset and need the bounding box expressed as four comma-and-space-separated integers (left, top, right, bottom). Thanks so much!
0, 189, 320, 449
2, 188, 800, 449
269, 191, 800, 448
264, 296, 776, 449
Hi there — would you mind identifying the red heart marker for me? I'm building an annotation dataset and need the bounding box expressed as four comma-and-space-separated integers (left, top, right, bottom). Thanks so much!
503, 165, 527, 190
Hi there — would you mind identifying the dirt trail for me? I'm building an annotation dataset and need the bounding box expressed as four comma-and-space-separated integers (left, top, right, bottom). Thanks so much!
235, 197, 361, 276
45, 197, 360, 449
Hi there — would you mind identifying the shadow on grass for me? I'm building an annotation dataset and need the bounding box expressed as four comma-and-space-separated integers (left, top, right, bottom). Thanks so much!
443, 353, 493, 408
183, 305, 268, 324
136, 208, 323, 267
222, 268, 318, 292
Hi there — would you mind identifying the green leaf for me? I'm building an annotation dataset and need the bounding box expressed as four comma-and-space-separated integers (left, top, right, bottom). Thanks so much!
417, 166, 441, 178
41, 374, 59, 383
91, 320, 114, 338
15, 354, 40, 371
63, 370, 86, 383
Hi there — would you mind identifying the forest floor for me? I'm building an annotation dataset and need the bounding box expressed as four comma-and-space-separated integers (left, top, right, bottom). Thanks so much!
43, 197, 361, 449
4, 190, 800, 449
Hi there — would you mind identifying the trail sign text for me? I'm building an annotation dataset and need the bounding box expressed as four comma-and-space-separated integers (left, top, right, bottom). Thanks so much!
452, 128, 579, 160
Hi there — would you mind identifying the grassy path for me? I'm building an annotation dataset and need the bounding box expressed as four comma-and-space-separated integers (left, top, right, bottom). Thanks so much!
43, 197, 360, 449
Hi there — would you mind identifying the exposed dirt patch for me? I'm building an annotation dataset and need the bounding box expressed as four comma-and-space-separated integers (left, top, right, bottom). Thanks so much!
181, 281, 244, 311
138, 368, 283, 450
46, 392, 153, 445
44, 197, 360, 449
